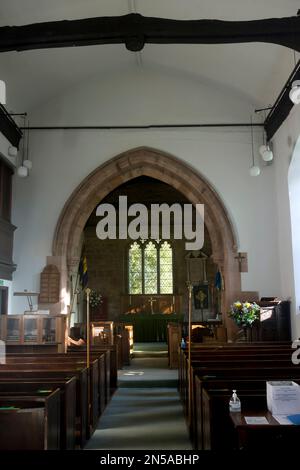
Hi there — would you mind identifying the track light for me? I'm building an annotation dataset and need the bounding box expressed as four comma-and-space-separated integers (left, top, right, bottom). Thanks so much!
259, 144, 274, 162
289, 80, 300, 105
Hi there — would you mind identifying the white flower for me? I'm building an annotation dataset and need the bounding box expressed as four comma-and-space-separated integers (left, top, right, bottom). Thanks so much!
89, 290, 103, 308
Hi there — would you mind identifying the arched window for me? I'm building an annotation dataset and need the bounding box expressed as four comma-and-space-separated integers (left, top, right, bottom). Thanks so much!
128, 240, 173, 294
128, 242, 142, 294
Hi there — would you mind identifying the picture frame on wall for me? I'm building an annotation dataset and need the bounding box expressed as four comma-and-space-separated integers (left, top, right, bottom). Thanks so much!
193, 284, 210, 310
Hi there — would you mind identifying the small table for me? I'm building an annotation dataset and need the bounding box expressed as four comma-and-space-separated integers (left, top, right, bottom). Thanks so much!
230, 411, 300, 450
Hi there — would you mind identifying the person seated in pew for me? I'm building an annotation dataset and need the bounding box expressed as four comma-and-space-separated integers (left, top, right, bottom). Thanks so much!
67, 336, 85, 346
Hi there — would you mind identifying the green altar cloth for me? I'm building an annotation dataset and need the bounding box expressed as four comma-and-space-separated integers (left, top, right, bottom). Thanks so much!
119, 313, 183, 342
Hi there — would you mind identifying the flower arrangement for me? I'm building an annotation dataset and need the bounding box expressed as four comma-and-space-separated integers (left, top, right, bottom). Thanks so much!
89, 290, 103, 308
229, 301, 260, 328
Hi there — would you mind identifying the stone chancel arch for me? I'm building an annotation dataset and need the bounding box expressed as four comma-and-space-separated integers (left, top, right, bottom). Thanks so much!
52, 147, 242, 339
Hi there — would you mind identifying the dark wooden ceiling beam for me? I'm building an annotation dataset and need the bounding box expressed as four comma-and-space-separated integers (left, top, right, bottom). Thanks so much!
265, 64, 300, 141
0, 13, 299, 53
0, 104, 23, 148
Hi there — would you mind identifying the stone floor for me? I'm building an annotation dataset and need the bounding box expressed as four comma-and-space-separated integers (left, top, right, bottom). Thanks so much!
85, 343, 192, 450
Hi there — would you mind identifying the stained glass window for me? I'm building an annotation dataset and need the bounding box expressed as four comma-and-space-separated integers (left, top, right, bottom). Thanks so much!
128, 242, 142, 294
144, 241, 158, 294
128, 240, 173, 294
159, 241, 173, 294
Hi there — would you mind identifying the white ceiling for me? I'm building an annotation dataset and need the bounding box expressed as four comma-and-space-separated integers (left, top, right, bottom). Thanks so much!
0, 0, 299, 113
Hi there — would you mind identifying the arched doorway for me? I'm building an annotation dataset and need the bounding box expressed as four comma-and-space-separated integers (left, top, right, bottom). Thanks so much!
52, 147, 241, 339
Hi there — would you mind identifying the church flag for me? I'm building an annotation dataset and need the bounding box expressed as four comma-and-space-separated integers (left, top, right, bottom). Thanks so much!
79, 249, 88, 288
215, 269, 224, 291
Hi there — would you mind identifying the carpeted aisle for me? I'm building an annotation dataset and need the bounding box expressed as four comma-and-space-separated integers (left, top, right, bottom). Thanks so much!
85, 343, 192, 450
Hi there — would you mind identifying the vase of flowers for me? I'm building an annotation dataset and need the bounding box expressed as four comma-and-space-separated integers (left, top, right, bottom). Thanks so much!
89, 290, 103, 308
88, 290, 103, 321
228, 301, 260, 341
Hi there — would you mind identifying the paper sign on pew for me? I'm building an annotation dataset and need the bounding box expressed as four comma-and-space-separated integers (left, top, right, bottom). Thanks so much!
267, 381, 300, 415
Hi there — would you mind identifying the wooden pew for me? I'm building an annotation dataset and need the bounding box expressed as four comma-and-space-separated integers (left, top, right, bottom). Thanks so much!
0, 377, 76, 449
0, 367, 88, 448
194, 375, 300, 450
2, 355, 102, 431
8, 349, 111, 408
4, 349, 113, 436
185, 351, 300, 449
0, 389, 60, 450
179, 345, 295, 407
230, 411, 300, 450
68, 345, 117, 395
201, 388, 266, 450
179, 344, 299, 449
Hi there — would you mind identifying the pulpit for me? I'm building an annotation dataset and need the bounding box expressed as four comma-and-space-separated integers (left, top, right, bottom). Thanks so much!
245, 299, 291, 342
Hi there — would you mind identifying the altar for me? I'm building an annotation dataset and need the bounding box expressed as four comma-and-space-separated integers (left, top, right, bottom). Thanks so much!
120, 294, 183, 342
119, 313, 183, 342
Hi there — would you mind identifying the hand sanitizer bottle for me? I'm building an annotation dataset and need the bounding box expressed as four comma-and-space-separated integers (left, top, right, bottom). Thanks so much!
229, 390, 241, 412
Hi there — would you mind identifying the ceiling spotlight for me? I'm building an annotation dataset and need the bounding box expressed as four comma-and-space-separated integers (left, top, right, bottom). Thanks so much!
259, 144, 273, 162
0, 80, 6, 105
17, 165, 28, 178
250, 165, 261, 177
8, 146, 18, 157
23, 159, 32, 170
289, 80, 300, 105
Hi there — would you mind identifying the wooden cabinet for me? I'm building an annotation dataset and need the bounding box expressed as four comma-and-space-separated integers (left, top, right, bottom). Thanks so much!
0, 314, 66, 348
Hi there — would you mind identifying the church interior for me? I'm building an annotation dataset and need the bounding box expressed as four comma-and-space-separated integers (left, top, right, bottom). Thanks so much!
0, 0, 300, 455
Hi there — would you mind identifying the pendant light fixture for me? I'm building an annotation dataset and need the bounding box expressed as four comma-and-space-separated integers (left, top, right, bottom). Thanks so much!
290, 80, 300, 105
289, 50, 300, 105
17, 115, 29, 178
259, 144, 274, 162
8, 146, 18, 157
23, 119, 32, 170
249, 116, 261, 176
259, 112, 273, 162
